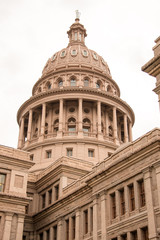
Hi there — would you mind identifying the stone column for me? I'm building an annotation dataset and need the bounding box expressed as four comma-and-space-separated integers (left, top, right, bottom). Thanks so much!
78, 98, 83, 137
154, 162, 160, 208
143, 168, 158, 240
124, 185, 129, 217
50, 227, 53, 240
93, 195, 98, 240
115, 190, 120, 220
97, 101, 102, 140
128, 121, 133, 142
124, 114, 128, 143
75, 209, 81, 240
48, 108, 52, 134
18, 116, 25, 148
2, 213, 13, 240
105, 109, 109, 137
100, 191, 107, 240
27, 109, 33, 141
40, 103, 46, 140
127, 232, 131, 240
57, 218, 63, 240
15, 214, 25, 240
113, 107, 118, 144
58, 99, 63, 137
137, 228, 142, 240
29, 232, 34, 240
92, 103, 97, 137
134, 180, 139, 213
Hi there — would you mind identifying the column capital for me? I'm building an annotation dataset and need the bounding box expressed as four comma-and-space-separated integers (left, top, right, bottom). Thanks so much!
143, 166, 152, 179
99, 189, 107, 199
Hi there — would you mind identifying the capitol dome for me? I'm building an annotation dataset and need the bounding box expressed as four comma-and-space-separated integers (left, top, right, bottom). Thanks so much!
17, 16, 135, 172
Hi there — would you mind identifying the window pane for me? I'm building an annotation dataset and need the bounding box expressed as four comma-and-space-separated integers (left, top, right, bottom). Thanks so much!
70, 79, 76, 86
0, 174, 6, 192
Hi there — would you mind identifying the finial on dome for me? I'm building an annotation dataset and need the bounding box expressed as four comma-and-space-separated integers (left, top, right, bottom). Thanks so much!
75, 10, 81, 22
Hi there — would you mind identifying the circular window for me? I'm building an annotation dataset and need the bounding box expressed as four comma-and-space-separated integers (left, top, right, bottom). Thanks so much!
51, 54, 56, 61
93, 52, 98, 60
55, 109, 59, 114
71, 50, 77, 56
60, 50, 66, 58
69, 107, 75, 113
84, 108, 90, 114
82, 50, 88, 57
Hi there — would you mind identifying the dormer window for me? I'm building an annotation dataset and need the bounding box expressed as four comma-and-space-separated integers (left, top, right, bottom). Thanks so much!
61, 50, 66, 58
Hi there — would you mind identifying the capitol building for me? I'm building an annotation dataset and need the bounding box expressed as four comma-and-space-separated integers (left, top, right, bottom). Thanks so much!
0, 14, 160, 240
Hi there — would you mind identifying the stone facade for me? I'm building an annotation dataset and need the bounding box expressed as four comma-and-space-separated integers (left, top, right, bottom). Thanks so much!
0, 15, 160, 240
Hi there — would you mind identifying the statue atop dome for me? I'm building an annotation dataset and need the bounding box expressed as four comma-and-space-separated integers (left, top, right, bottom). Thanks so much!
75, 10, 81, 21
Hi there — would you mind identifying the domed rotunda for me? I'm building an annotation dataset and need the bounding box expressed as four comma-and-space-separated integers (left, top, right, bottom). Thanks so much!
17, 15, 135, 173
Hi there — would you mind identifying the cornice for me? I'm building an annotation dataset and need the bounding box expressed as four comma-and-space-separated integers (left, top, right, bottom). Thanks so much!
23, 136, 117, 152
141, 53, 160, 77
17, 87, 135, 124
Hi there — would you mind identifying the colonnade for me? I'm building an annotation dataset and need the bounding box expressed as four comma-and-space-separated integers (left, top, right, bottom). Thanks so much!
2, 213, 24, 240
35, 164, 160, 240
18, 99, 133, 149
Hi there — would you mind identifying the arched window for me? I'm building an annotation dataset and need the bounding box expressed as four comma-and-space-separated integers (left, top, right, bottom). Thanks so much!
107, 85, 112, 93
83, 118, 91, 136
38, 87, 42, 93
53, 119, 59, 132
68, 117, 76, 135
45, 122, 48, 135
109, 126, 113, 137
46, 82, 51, 90
70, 77, 76, 86
84, 78, 89, 87
58, 78, 63, 87
96, 80, 102, 89
101, 122, 104, 134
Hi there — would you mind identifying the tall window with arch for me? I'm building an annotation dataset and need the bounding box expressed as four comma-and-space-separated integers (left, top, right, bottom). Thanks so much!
53, 119, 59, 133
68, 117, 76, 135
70, 77, 76, 86
83, 118, 91, 136
58, 78, 63, 87
84, 78, 89, 87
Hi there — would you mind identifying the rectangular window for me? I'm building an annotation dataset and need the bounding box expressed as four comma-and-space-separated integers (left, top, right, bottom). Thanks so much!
55, 184, 59, 200
48, 189, 52, 205
67, 148, 73, 157
129, 184, 135, 211
30, 154, 34, 161
42, 193, 46, 208
84, 210, 88, 234
72, 216, 75, 239
141, 227, 148, 240
46, 229, 50, 240
46, 150, 52, 158
119, 188, 125, 215
111, 192, 116, 219
68, 127, 76, 135
88, 149, 94, 157
138, 179, 145, 207
53, 225, 57, 240
66, 219, 69, 240
0, 174, 6, 192
131, 230, 138, 240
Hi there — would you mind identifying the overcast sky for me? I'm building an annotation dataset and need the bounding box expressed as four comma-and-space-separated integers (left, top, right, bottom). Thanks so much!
0, 0, 160, 148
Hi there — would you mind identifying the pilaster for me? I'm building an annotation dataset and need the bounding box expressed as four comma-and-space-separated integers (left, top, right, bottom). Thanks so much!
2, 212, 13, 240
